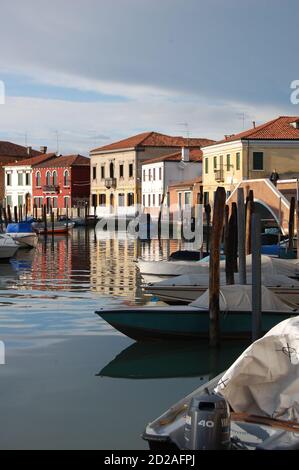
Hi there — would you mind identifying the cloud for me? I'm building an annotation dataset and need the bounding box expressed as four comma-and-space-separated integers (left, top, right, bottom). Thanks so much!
0, 94, 292, 155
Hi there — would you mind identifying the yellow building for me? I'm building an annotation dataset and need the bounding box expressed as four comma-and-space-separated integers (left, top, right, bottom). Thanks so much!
202, 116, 299, 205
90, 132, 214, 217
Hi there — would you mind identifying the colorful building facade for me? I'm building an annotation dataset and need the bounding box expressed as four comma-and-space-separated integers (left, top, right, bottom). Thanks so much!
32, 155, 90, 211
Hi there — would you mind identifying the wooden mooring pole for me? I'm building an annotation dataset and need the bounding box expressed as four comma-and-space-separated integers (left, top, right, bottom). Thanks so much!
245, 190, 254, 255
205, 204, 211, 254
7, 205, 12, 223
226, 203, 237, 285
237, 188, 246, 284
252, 212, 262, 342
13, 206, 18, 223
297, 200, 299, 259
209, 187, 226, 347
288, 196, 295, 252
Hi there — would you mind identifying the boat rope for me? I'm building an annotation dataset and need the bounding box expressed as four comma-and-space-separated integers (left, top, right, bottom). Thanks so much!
231, 412, 299, 433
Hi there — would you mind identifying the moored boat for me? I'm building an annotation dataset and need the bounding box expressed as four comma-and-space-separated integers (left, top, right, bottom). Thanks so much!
32, 220, 75, 234
143, 315, 299, 450
96, 285, 298, 341
0, 234, 19, 260
6, 222, 38, 248
144, 273, 299, 305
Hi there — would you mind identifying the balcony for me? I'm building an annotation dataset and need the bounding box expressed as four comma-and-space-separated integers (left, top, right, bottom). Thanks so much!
43, 185, 60, 193
105, 178, 117, 189
214, 169, 224, 182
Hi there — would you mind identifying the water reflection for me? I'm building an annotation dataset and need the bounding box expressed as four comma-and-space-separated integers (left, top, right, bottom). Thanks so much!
98, 340, 249, 380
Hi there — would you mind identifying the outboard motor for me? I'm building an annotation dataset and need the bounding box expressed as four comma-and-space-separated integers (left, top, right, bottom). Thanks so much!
184, 391, 231, 450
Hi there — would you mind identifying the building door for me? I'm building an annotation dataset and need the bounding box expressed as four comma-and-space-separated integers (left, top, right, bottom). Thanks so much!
110, 193, 114, 212
25, 193, 31, 213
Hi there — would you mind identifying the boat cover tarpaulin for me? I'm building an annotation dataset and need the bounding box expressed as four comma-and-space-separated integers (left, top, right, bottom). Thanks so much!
7, 222, 33, 233
139, 255, 299, 277
215, 315, 299, 422
148, 273, 299, 288
190, 285, 295, 312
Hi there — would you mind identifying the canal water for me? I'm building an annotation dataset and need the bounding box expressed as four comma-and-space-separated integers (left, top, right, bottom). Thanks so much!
0, 228, 248, 449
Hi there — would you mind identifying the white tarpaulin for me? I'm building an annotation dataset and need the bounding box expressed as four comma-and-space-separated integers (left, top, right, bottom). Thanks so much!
190, 285, 295, 312
148, 273, 299, 288
215, 315, 299, 422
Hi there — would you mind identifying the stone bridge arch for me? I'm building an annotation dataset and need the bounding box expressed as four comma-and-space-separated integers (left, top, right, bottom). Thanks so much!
226, 179, 290, 235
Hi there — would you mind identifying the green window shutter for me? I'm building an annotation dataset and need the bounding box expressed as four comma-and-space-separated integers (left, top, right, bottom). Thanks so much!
253, 152, 263, 170
205, 158, 209, 174
236, 152, 240, 171
226, 154, 230, 171
213, 156, 217, 170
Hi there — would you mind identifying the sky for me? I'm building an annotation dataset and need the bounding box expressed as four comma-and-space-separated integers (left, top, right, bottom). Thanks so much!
0, 0, 298, 155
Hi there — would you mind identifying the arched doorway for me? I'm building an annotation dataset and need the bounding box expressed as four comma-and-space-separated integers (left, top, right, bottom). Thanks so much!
109, 162, 114, 178
25, 193, 31, 214
110, 193, 114, 213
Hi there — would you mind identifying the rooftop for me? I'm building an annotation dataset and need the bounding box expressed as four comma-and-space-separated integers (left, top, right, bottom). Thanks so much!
0, 141, 41, 158
203, 116, 299, 147
6, 153, 57, 167
91, 131, 214, 153
33, 154, 90, 168
143, 148, 203, 165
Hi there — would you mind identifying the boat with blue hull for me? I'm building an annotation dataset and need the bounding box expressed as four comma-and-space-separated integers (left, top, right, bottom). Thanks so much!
96, 285, 298, 341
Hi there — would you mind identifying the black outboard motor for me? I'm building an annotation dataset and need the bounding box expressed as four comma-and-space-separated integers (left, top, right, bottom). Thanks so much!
184, 391, 231, 450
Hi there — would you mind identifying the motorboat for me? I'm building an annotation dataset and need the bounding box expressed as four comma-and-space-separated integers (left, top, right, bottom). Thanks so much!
6, 221, 38, 248
138, 254, 299, 284
32, 220, 75, 234
144, 273, 299, 305
0, 234, 19, 260
96, 285, 298, 341
143, 315, 299, 450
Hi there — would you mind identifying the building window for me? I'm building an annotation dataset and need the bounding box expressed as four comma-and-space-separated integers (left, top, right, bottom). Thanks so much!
129, 163, 134, 178
205, 158, 208, 174
64, 170, 70, 187
52, 171, 58, 186
159, 167, 162, 180
213, 156, 217, 170
253, 152, 263, 170
18, 194, 23, 207
153, 168, 156, 181
64, 196, 70, 208
18, 172, 23, 186
6, 195, 12, 207
25, 173, 31, 186
119, 164, 124, 178
184, 192, 192, 207
101, 166, 105, 179
36, 172, 41, 187
143, 169, 146, 182
46, 171, 51, 186
152, 194, 155, 206
92, 194, 97, 207
142, 195, 145, 207
109, 162, 114, 178
236, 152, 241, 171
6, 173, 12, 186
99, 194, 106, 206
148, 194, 151, 207
46, 197, 51, 212
127, 193, 134, 206
226, 154, 231, 171
178, 192, 182, 209
204, 192, 209, 206
148, 169, 152, 181
92, 166, 97, 180
52, 197, 58, 209
118, 193, 125, 206
34, 197, 42, 208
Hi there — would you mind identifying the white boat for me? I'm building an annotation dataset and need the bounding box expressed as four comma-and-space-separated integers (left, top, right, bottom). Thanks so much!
0, 234, 19, 260
7, 233, 38, 249
143, 315, 299, 450
138, 254, 299, 283
144, 273, 299, 306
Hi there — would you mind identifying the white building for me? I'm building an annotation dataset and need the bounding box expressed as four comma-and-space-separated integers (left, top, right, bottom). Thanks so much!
141, 148, 202, 219
4, 152, 53, 212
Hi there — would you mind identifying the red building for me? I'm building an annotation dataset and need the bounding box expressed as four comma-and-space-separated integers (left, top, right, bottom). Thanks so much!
32, 154, 90, 211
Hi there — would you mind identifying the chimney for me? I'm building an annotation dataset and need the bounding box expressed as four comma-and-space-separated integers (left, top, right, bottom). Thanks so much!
181, 147, 190, 162
27, 146, 32, 156
252, 121, 256, 128
40, 146, 47, 154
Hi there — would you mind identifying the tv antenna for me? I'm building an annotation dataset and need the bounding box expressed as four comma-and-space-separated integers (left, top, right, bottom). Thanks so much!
236, 113, 247, 130
178, 122, 190, 145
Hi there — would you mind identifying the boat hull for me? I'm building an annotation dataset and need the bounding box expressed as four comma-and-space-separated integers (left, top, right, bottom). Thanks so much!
96, 306, 297, 341
8, 233, 38, 248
